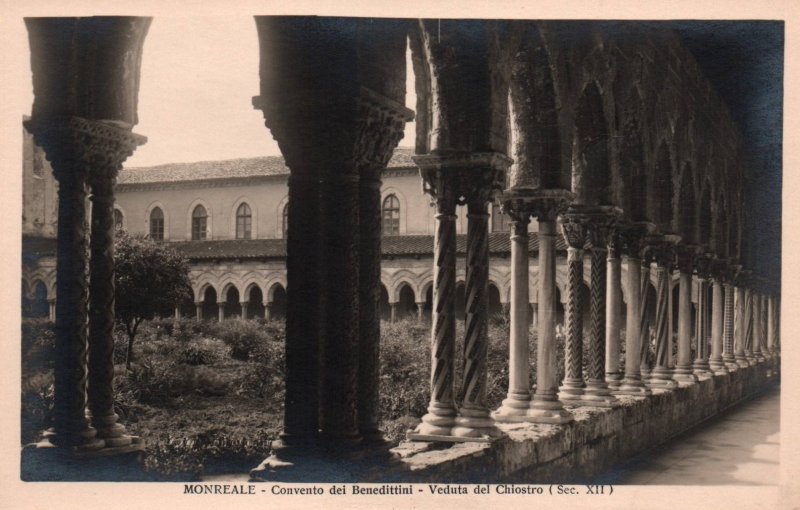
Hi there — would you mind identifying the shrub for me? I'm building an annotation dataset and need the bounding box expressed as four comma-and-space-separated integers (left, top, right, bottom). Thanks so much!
213, 320, 272, 361
21, 371, 53, 444
21, 319, 55, 375
177, 338, 229, 366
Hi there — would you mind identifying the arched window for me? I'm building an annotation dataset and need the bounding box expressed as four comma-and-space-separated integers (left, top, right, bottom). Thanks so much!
236, 203, 252, 240
282, 203, 289, 239
114, 209, 124, 230
192, 205, 207, 241
149, 207, 164, 241
491, 203, 510, 232
382, 194, 400, 235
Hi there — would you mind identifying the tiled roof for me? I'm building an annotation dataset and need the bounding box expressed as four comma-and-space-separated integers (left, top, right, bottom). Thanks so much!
119, 147, 416, 184
170, 233, 566, 261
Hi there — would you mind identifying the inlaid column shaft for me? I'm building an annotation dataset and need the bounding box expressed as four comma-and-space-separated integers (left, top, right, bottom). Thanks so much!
87, 174, 132, 446
416, 302, 425, 323
605, 244, 623, 388
744, 288, 755, 362
708, 279, 728, 374
638, 260, 653, 380
240, 302, 248, 320
693, 278, 711, 374
734, 286, 749, 367
649, 258, 677, 389
49, 163, 101, 449
413, 196, 458, 436
319, 167, 360, 440
218, 303, 225, 322
618, 253, 650, 395
357, 170, 382, 438
673, 270, 697, 383
453, 201, 500, 438
529, 218, 572, 421
265, 302, 272, 322
754, 294, 766, 361
195, 302, 202, 320
723, 283, 737, 368
767, 295, 776, 355
583, 238, 617, 404
495, 217, 532, 420
559, 220, 586, 403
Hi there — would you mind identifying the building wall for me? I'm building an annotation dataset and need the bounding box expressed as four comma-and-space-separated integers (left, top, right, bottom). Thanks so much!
22, 123, 58, 239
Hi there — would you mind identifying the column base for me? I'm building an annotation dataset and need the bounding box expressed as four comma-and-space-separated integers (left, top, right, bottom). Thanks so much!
708, 359, 729, 376
450, 405, 503, 440
91, 413, 136, 448
646, 378, 679, 390
605, 372, 623, 389
692, 360, 711, 376
492, 392, 532, 423
408, 402, 457, 439
672, 365, 699, 385
615, 376, 652, 396
558, 378, 585, 405
527, 395, 574, 424
579, 393, 619, 408
41, 426, 105, 452
735, 355, 750, 368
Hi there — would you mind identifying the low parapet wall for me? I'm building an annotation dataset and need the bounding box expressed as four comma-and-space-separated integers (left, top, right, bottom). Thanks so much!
383, 360, 778, 483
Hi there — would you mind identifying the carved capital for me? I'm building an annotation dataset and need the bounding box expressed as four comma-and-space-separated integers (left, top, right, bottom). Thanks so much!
25, 116, 146, 187
694, 254, 716, 280
415, 151, 511, 208
646, 234, 680, 269
499, 187, 574, 222
559, 214, 589, 250
675, 244, 701, 273
618, 221, 655, 259
354, 87, 415, 177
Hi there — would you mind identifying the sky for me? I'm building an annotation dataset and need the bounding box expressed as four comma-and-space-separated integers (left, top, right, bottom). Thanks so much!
17, 16, 417, 168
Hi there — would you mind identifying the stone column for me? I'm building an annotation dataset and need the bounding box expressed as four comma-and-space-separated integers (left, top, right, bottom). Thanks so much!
494, 214, 533, 421
410, 178, 458, 438
48, 299, 56, 322
195, 302, 202, 320
767, 294, 776, 356
605, 234, 623, 390
617, 226, 651, 396
389, 303, 398, 324
558, 216, 587, 405
744, 286, 756, 363
217, 303, 225, 322
723, 281, 737, 370
648, 243, 679, 389
734, 285, 749, 367
693, 275, 711, 375
639, 257, 654, 382
530, 303, 538, 328
708, 276, 728, 375
673, 251, 698, 384
84, 121, 144, 450
174, 307, 181, 321
240, 302, 248, 320
264, 302, 272, 322
453, 199, 502, 439
529, 201, 573, 422
582, 217, 618, 405
753, 293, 766, 362
416, 302, 425, 323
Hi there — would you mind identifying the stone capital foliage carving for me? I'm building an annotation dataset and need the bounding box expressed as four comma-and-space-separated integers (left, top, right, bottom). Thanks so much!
646, 234, 680, 269
559, 214, 588, 250
499, 188, 574, 222
561, 205, 620, 250
254, 86, 413, 176
618, 221, 655, 259
25, 116, 146, 187
694, 254, 716, 280
675, 244, 701, 273
415, 151, 511, 208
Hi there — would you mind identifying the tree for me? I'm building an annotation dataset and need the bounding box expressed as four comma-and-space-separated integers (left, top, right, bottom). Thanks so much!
115, 229, 192, 369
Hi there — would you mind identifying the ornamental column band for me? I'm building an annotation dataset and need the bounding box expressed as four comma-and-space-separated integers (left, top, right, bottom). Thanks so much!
692, 258, 712, 376
356, 93, 412, 440
605, 231, 624, 390
743, 278, 756, 364
722, 264, 739, 370
617, 224, 652, 396
753, 291, 766, 362
647, 237, 679, 390
558, 214, 588, 405
410, 153, 509, 441
86, 121, 146, 450
639, 253, 655, 383
708, 267, 729, 375
673, 246, 698, 384
25, 117, 145, 451
733, 280, 750, 368
582, 209, 620, 406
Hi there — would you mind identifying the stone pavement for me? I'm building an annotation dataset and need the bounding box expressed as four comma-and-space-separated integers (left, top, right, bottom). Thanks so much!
601, 387, 780, 485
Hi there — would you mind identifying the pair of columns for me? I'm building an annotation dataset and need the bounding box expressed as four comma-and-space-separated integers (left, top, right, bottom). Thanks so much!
26, 116, 145, 452
192, 301, 273, 321
388, 302, 427, 323
558, 207, 622, 405
408, 153, 510, 441
493, 190, 574, 423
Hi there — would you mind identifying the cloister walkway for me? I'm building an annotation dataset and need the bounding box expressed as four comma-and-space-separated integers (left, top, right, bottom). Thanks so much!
600, 387, 780, 485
